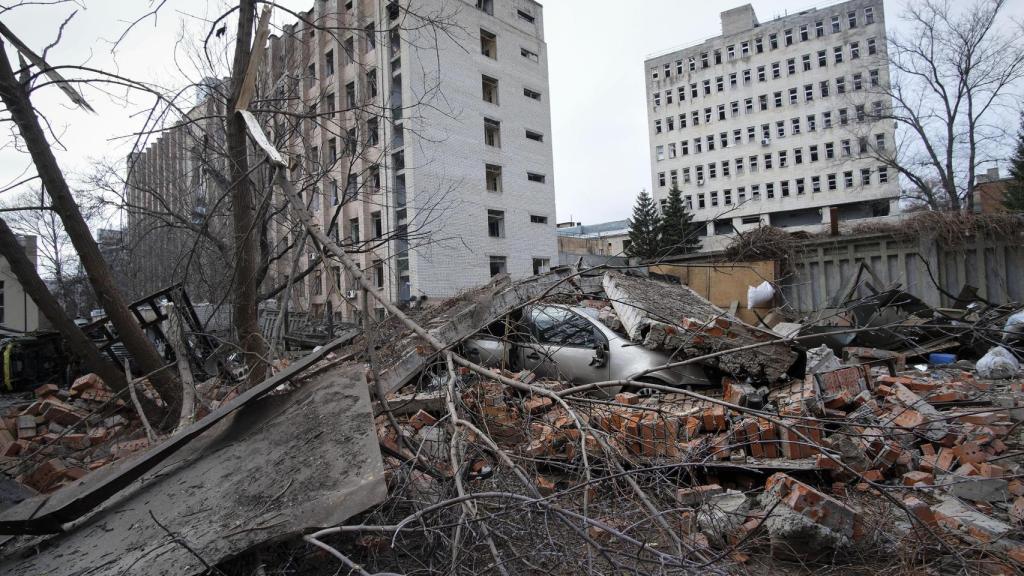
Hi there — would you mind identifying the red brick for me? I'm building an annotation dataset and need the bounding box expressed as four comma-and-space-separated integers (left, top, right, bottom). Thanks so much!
978, 463, 1006, 478
902, 471, 934, 486
34, 383, 59, 398
862, 469, 884, 482
765, 473, 860, 539
701, 405, 727, 432
535, 475, 556, 496
1011, 497, 1024, 524
408, 410, 438, 431
39, 400, 86, 427
935, 448, 955, 472
903, 496, 936, 525
893, 408, 925, 429
815, 453, 842, 470
675, 484, 723, 506
953, 442, 988, 465
614, 392, 640, 405
64, 466, 89, 481
70, 373, 104, 395
523, 396, 553, 415
23, 458, 66, 492
1009, 479, 1024, 497
60, 434, 91, 451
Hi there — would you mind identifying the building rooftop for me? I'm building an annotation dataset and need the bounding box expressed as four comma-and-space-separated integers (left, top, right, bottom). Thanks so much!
556, 219, 629, 238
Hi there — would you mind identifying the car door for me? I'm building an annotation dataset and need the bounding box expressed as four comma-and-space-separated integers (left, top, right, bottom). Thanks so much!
519, 305, 609, 384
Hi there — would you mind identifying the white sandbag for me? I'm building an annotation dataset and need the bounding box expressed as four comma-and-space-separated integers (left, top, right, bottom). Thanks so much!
976, 346, 1020, 380
1004, 311, 1024, 341
747, 281, 775, 310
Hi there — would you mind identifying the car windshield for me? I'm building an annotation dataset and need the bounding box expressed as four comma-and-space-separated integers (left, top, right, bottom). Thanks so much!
529, 306, 596, 347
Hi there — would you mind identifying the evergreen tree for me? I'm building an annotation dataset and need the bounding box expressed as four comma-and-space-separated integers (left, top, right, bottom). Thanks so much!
1005, 116, 1024, 212
657, 185, 702, 255
625, 190, 661, 260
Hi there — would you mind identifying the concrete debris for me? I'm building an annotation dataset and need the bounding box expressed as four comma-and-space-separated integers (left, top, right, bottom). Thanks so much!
0, 265, 1022, 574
602, 271, 798, 382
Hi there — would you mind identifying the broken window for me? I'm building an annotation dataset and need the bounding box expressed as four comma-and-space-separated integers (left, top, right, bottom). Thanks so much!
532, 258, 549, 276
530, 214, 548, 224
344, 37, 355, 62
525, 129, 543, 142
527, 172, 546, 183
373, 260, 385, 288
365, 22, 376, 51
517, 9, 535, 23
312, 270, 323, 296
521, 47, 539, 62
346, 82, 356, 109
367, 69, 378, 97
367, 118, 379, 147
484, 118, 501, 148
325, 50, 334, 76
482, 75, 499, 104
372, 211, 383, 238
349, 217, 360, 243
481, 29, 497, 59
486, 164, 502, 192
487, 209, 505, 237
476, 0, 493, 15
524, 87, 542, 101
489, 255, 507, 277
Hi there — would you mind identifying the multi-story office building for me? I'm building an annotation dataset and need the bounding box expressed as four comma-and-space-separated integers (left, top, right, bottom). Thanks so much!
645, 0, 899, 249
128, 0, 557, 321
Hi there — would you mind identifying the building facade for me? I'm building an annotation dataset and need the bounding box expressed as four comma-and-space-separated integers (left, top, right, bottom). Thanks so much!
128, 0, 557, 322
645, 0, 899, 249
0, 235, 40, 333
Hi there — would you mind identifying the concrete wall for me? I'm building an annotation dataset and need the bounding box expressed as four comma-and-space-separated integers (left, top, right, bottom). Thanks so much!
780, 231, 1024, 312
0, 236, 40, 333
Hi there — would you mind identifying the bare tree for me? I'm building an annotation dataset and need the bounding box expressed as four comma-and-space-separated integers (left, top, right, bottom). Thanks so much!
863, 0, 1024, 211
0, 23, 181, 419
0, 187, 102, 317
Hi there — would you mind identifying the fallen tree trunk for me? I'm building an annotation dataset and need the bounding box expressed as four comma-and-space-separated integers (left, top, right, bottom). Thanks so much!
0, 39, 178, 420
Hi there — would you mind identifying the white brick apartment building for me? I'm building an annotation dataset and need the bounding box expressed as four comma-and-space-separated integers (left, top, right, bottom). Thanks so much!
129, 0, 557, 322
645, 0, 899, 249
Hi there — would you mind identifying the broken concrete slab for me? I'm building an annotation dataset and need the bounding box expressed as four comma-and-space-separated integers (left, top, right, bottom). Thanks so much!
602, 271, 797, 382
939, 474, 1010, 503
374, 270, 588, 395
0, 363, 385, 576
697, 490, 750, 545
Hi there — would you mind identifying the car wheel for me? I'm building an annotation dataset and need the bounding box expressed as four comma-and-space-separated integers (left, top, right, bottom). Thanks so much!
627, 377, 668, 397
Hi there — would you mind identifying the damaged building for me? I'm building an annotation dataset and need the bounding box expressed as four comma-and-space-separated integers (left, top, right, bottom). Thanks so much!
127, 0, 558, 320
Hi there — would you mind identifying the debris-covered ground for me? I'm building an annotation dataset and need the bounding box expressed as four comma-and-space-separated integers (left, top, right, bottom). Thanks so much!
0, 267, 1022, 575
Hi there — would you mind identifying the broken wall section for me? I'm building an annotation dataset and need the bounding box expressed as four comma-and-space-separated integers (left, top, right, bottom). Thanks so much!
603, 271, 797, 382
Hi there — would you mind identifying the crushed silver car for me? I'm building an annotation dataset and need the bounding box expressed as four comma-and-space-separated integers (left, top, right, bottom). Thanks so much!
463, 304, 710, 395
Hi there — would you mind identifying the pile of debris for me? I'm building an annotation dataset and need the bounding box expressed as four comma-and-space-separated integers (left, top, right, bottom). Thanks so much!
365, 351, 1024, 570
0, 375, 154, 494
0, 267, 1021, 575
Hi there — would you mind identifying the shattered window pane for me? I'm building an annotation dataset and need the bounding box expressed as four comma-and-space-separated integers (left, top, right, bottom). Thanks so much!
529, 306, 596, 347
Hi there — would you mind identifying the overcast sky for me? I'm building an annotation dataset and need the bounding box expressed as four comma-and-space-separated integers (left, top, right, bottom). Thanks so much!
1, 0, 1022, 228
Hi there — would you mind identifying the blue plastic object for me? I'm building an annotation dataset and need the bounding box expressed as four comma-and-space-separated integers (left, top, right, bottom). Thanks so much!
929, 353, 956, 365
